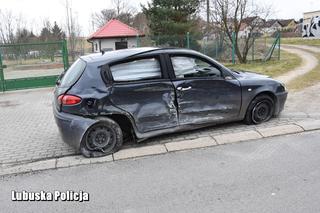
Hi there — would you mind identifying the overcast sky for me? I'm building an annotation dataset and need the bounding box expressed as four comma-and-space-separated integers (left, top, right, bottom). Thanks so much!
1, 0, 319, 36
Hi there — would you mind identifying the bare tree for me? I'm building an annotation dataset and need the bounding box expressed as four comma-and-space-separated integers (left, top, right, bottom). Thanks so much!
91, 9, 117, 28
210, 0, 272, 63
112, 0, 125, 16
132, 12, 149, 34
0, 10, 16, 44
112, 0, 136, 17
91, 0, 137, 29
64, 0, 82, 61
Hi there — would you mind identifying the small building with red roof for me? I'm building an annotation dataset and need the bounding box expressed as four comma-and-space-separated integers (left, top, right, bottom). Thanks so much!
88, 19, 145, 52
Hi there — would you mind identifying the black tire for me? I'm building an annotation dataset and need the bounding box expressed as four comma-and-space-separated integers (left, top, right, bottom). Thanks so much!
80, 117, 123, 158
244, 95, 274, 125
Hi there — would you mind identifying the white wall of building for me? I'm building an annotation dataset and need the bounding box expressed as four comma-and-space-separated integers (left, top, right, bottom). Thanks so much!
91, 37, 138, 53
303, 10, 320, 38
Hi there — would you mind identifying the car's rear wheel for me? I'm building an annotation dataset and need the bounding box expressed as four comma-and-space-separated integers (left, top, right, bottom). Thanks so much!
244, 95, 274, 125
80, 117, 123, 157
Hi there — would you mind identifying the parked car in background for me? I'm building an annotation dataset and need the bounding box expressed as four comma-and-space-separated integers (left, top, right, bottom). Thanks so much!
53, 47, 288, 157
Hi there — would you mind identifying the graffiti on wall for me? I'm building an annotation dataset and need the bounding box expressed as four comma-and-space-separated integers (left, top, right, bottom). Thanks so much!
303, 16, 320, 38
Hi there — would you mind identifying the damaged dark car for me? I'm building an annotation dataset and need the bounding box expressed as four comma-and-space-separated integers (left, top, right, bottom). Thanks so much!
53, 47, 288, 157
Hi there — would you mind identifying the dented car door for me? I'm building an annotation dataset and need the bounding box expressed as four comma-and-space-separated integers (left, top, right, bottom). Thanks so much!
168, 54, 242, 125
108, 55, 178, 133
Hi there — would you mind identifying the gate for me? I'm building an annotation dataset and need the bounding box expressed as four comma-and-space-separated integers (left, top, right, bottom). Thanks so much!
0, 40, 69, 91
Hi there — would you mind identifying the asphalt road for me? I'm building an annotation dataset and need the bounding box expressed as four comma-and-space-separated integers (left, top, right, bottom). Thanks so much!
1, 130, 320, 213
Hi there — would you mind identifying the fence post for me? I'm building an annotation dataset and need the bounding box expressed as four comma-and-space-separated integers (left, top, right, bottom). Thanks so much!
0, 52, 4, 92
220, 35, 224, 60
278, 31, 281, 60
62, 39, 69, 70
215, 41, 218, 59
186, 32, 190, 49
252, 37, 255, 61
136, 34, 140, 47
232, 32, 236, 64
203, 37, 207, 54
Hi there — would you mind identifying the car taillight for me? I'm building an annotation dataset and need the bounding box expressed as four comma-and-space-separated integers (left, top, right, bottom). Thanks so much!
58, 95, 82, 105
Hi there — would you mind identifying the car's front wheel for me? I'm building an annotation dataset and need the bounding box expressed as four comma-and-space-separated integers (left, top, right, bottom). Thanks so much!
80, 117, 123, 157
244, 95, 274, 125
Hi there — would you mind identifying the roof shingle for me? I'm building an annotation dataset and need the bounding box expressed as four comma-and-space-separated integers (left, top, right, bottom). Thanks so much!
88, 19, 144, 40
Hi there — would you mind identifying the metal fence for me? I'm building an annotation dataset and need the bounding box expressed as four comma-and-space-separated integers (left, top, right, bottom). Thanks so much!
137, 32, 281, 63
0, 34, 280, 92
0, 40, 69, 91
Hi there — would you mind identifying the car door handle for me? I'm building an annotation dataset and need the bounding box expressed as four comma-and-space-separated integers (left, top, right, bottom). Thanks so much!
177, 86, 192, 91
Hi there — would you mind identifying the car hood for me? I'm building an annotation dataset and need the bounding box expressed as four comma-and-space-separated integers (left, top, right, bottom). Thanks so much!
232, 69, 270, 79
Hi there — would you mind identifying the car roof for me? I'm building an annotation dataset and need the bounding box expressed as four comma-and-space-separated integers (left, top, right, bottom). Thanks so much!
80, 47, 159, 63
80, 47, 203, 64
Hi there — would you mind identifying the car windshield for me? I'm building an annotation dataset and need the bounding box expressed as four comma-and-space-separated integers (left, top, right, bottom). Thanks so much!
59, 58, 86, 88
171, 56, 221, 78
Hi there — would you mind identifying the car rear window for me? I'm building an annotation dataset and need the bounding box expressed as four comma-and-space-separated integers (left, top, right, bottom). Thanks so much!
59, 58, 86, 87
110, 58, 162, 82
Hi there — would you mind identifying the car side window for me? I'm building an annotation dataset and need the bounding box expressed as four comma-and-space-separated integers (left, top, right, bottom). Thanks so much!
171, 56, 221, 79
110, 58, 162, 82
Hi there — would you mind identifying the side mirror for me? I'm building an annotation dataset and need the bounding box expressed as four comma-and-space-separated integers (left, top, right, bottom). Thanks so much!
225, 76, 233, 80
55, 78, 61, 86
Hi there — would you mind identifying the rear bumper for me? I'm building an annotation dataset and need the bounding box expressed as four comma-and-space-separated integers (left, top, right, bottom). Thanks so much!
274, 91, 288, 116
53, 107, 97, 151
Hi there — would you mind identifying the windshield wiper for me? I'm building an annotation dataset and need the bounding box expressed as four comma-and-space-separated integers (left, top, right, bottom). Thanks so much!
230, 69, 240, 74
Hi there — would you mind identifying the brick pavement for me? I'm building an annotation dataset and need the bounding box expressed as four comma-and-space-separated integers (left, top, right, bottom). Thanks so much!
0, 88, 75, 165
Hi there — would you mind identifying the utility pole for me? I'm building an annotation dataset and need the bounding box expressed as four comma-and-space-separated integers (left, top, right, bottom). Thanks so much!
206, 0, 210, 32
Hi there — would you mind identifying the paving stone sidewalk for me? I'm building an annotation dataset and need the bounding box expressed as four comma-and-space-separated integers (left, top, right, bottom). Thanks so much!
0, 87, 319, 166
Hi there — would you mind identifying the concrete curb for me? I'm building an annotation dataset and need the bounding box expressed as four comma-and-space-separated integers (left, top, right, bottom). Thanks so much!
213, 130, 262, 144
256, 124, 304, 137
114, 145, 167, 160
165, 137, 217, 152
1, 119, 320, 177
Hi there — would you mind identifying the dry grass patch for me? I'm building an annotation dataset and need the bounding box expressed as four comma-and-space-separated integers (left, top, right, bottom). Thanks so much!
224, 50, 302, 78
